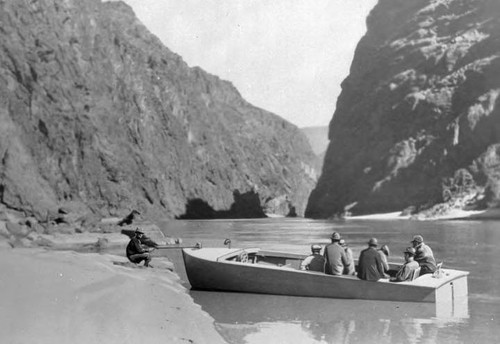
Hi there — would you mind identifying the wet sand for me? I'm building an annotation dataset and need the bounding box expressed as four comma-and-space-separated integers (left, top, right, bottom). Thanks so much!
0, 245, 226, 344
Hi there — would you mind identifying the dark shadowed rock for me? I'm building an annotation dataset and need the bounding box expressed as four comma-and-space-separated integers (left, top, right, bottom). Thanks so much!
0, 0, 318, 225
307, 0, 500, 218
117, 210, 141, 226
177, 190, 266, 219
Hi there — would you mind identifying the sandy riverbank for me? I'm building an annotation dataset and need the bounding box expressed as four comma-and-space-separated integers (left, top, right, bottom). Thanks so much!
0, 244, 226, 344
348, 208, 500, 220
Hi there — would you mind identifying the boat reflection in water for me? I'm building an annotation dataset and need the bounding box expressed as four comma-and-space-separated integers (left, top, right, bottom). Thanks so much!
190, 291, 469, 344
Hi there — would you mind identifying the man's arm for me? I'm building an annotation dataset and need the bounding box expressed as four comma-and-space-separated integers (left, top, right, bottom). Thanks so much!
356, 251, 365, 278
300, 256, 314, 270
376, 254, 387, 278
132, 237, 146, 253
380, 253, 389, 272
341, 249, 349, 266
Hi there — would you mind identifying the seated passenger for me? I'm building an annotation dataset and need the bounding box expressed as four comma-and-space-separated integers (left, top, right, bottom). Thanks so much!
378, 244, 390, 277
300, 244, 326, 272
391, 247, 420, 282
411, 235, 437, 275
339, 239, 355, 275
324, 232, 349, 275
357, 238, 386, 281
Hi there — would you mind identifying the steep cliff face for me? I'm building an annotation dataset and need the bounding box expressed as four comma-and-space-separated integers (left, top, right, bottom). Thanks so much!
306, 0, 500, 218
0, 0, 318, 222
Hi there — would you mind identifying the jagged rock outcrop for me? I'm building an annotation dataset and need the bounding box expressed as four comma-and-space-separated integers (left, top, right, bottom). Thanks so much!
0, 0, 318, 227
306, 0, 500, 218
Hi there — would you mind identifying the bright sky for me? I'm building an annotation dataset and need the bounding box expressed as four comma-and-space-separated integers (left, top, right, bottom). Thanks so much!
116, 0, 378, 128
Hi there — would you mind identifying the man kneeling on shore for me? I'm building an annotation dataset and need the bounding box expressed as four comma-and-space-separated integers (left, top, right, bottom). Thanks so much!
126, 228, 154, 267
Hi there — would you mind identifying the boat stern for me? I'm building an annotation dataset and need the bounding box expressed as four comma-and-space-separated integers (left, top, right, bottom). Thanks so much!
435, 271, 469, 303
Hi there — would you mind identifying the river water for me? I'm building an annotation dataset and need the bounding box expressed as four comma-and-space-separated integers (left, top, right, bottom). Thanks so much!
158, 218, 500, 344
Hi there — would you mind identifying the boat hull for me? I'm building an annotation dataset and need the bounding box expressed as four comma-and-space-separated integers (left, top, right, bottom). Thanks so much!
182, 248, 469, 303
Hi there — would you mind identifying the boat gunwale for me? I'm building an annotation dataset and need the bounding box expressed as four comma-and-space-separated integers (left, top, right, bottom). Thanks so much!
183, 248, 465, 291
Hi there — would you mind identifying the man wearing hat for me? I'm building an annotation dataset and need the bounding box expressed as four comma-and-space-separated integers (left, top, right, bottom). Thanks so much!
126, 228, 154, 267
410, 235, 436, 275
357, 238, 387, 281
300, 244, 326, 272
391, 247, 420, 282
323, 232, 348, 275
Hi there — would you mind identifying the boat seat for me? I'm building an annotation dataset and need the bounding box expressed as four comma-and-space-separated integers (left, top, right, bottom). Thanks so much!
410, 267, 421, 281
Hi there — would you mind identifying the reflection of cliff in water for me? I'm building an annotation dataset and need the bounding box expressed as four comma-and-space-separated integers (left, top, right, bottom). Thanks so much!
191, 291, 468, 344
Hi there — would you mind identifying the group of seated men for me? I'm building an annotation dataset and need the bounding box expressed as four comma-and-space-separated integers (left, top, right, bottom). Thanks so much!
300, 232, 437, 282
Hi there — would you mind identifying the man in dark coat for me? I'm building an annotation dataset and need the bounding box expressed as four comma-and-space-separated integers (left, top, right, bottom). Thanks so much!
126, 228, 153, 267
411, 235, 437, 275
357, 238, 386, 281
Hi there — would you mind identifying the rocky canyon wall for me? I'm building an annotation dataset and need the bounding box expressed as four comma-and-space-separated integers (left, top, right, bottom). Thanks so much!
0, 0, 318, 225
307, 0, 500, 218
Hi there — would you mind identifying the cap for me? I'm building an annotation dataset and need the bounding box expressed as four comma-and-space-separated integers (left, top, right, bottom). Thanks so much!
339, 239, 346, 246
404, 247, 416, 256
368, 238, 378, 246
411, 235, 423, 244
135, 228, 144, 234
330, 232, 341, 241
311, 244, 322, 252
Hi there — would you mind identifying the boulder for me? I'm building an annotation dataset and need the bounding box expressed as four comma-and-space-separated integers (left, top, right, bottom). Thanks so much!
6, 222, 30, 238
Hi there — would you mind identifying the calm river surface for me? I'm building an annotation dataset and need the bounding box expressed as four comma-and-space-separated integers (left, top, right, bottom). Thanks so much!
158, 218, 500, 344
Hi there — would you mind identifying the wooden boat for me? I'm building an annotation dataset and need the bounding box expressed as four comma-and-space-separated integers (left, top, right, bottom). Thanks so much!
182, 247, 469, 303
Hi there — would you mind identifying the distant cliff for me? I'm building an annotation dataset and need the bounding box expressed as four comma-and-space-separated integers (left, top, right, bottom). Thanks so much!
307, 0, 500, 218
301, 126, 329, 156
0, 0, 318, 227
300, 126, 328, 173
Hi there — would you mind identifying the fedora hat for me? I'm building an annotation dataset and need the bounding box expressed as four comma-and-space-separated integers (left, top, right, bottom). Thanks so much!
330, 232, 341, 241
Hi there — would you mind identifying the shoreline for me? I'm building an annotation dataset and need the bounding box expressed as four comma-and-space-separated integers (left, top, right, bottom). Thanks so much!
2, 208, 499, 343
1, 238, 227, 344
347, 208, 500, 221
